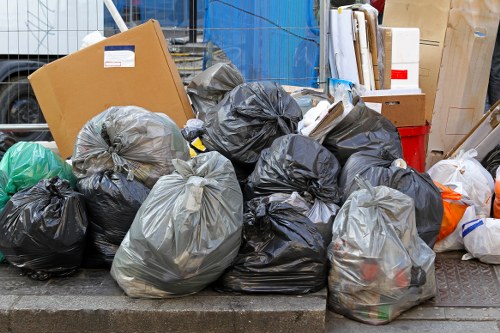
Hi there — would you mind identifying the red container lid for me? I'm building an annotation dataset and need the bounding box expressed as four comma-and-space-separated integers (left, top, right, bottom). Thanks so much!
397, 125, 430, 137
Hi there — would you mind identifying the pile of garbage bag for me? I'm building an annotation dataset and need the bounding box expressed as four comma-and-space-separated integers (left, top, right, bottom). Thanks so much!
77, 171, 150, 267
201, 81, 303, 170
328, 177, 436, 325
72, 105, 190, 188
0, 177, 87, 280
217, 195, 327, 294
338, 150, 443, 247
111, 152, 243, 298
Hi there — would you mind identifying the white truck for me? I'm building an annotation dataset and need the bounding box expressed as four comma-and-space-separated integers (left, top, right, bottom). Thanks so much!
0, 0, 103, 140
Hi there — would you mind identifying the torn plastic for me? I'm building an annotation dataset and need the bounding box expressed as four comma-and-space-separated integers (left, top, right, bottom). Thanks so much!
268, 192, 339, 247
111, 152, 243, 298
0, 142, 75, 211
462, 218, 500, 264
328, 176, 436, 325
428, 149, 494, 218
339, 150, 443, 247
201, 82, 303, 169
322, 99, 402, 166
290, 89, 333, 115
216, 195, 327, 294
0, 177, 88, 280
187, 63, 244, 120
77, 171, 150, 267
72, 106, 190, 188
245, 134, 342, 204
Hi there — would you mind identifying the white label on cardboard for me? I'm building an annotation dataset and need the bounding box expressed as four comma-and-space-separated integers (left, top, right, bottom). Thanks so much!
104, 45, 135, 68
364, 102, 382, 113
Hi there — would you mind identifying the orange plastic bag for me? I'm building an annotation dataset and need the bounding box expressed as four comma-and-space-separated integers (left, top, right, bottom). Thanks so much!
434, 182, 469, 241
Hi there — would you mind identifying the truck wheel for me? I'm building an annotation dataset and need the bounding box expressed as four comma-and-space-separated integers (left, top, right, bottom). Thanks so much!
0, 78, 52, 141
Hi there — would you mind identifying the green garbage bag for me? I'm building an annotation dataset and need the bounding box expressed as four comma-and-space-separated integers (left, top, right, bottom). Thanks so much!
0, 142, 75, 211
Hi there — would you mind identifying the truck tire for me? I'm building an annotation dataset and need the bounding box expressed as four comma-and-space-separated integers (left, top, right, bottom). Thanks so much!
0, 78, 52, 142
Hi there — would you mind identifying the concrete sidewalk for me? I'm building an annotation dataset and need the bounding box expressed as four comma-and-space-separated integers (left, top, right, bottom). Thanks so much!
0, 251, 499, 332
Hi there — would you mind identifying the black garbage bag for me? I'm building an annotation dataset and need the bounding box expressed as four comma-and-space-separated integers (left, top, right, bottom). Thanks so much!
77, 171, 150, 267
0, 177, 88, 280
482, 145, 500, 179
217, 196, 327, 294
201, 81, 303, 169
245, 134, 342, 203
72, 105, 190, 188
322, 99, 403, 165
0, 133, 17, 161
187, 63, 244, 120
339, 150, 443, 247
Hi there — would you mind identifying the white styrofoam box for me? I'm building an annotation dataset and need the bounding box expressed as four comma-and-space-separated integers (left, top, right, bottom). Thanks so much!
390, 27, 420, 89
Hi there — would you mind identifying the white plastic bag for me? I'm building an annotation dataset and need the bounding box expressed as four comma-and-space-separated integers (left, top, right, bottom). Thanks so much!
462, 218, 500, 264
427, 149, 494, 217
433, 205, 476, 253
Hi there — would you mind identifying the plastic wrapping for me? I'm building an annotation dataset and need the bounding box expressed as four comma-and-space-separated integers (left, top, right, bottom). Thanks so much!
0, 133, 17, 161
322, 100, 402, 166
462, 218, 500, 264
0, 178, 88, 280
290, 89, 333, 115
0, 142, 75, 211
268, 192, 339, 246
77, 171, 150, 267
434, 182, 471, 242
245, 134, 342, 203
217, 195, 327, 294
187, 63, 244, 120
72, 106, 190, 188
339, 150, 443, 247
428, 149, 494, 218
328, 177, 436, 325
482, 144, 500, 179
201, 82, 303, 169
111, 152, 243, 298
433, 205, 476, 253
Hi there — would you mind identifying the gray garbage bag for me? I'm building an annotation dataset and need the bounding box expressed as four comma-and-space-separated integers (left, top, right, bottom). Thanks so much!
339, 150, 443, 248
110, 151, 243, 298
269, 192, 338, 246
201, 82, 303, 169
322, 99, 403, 166
187, 63, 244, 120
328, 177, 436, 325
72, 106, 189, 188
245, 134, 342, 204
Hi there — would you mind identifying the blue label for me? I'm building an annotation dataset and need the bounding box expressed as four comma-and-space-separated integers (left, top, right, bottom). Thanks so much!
104, 45, 135, 52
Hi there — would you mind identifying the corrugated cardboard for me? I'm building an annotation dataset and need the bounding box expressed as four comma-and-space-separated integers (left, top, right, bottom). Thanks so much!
29, 20, 193, 158
379, 27, 392, 89
384, 0, 500, 168
362, 93, 426, 127
446, 100, 500, 161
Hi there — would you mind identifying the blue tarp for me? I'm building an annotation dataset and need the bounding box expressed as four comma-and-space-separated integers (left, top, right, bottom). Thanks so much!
204, 0, 319, 87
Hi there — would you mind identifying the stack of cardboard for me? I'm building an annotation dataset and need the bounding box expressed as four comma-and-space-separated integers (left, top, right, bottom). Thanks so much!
383, 0, 500, 167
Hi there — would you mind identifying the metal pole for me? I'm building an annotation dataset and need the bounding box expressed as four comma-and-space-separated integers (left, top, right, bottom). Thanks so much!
319, 0, 328, 90
189, 0, 198, 43
0, 124, 50, 132
104, 0, 129, 32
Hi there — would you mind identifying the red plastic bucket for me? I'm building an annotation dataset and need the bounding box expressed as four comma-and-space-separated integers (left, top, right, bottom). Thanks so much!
397, 125, 430, 173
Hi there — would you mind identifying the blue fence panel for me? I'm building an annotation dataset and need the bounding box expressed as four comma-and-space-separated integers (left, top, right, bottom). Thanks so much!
204, 0, 319, 87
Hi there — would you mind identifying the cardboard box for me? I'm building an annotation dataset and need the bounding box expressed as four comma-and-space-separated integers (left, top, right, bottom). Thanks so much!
29, 20, 193, 158
362, 93, 426, 127
446, 100, 500, 161
384, 0, 500, 168
379, 27, 392, 89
